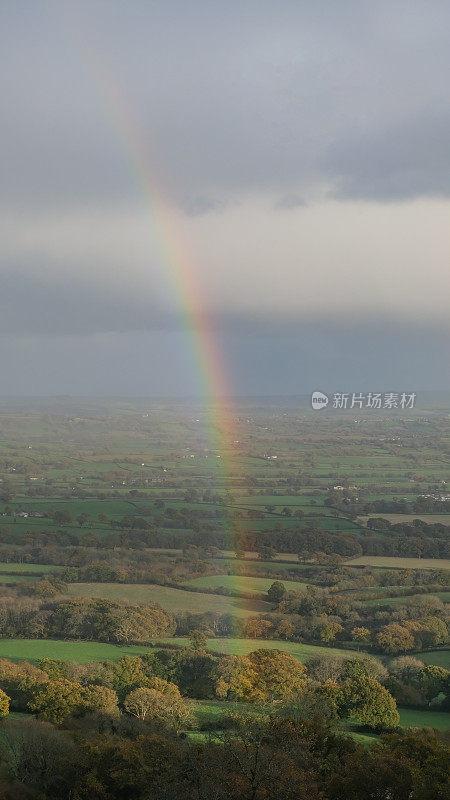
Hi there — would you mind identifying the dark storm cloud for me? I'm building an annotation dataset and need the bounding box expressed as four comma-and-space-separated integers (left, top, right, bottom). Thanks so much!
327, 111, 450, 201
1, 1, 449, 395
1, 0, 450, 211
0, 264, 175, 335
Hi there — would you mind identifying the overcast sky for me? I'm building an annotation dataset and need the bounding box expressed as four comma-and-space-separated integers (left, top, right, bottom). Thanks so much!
1, 0, 449, 396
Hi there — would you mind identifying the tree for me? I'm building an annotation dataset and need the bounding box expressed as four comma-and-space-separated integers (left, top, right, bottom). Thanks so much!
53, 509, 72, 526
420, 616, 448, 647
257, 545, 276, 560
327, 747, 413, 800
0, 718, 77, 797
376, 623, 415, 655
351, 626, 371, 645
109, 656, 149, 698
320, 621, 344, 643
28, 678, 84, 723
276, 619, 296, 640
0, 688, 10, 717
267, 581, 286, 603
189, 629, 208, 651
214, 655, 259, 702
82, 685, 119, 715
340, 676, 399, 730
124, 680, 192, 730
242, 617, 274, 639
248, 649, 306, 701
417, 665, 449, 705
34, 579, 58, 598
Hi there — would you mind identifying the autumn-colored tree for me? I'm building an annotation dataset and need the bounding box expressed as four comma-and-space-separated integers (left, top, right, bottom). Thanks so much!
109, 656, 149, 698
327, 747, 413, 800
276, 619, 296, 640
28, 678, 84, 723
320, 621, 344, 643
267, 581, 286, 603
376, 623, 415, 655
0, 658, 49, 712
36, 659, 71, 680
351, 626, 371, 644
124, 679, 192, 730
340, 676, 399, 730
189, 629, 208, 650
214, 654, 259, 701
82, 685, 119, 715
248, 649, 306, 701
420, 616, 448, 647
0, 688, 10, 717
417, 665, 449, 705
242, 617, 274, 639
34, 580, 58, 598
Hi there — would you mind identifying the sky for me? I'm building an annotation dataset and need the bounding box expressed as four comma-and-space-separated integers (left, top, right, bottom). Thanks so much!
1, 0, 449, 396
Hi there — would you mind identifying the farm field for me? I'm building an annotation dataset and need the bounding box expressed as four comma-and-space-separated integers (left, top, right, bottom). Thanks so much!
362, 592, 450, 607
153, 636, 377, 662
0, 638, 152, 663
0, 563, 62, 574
419, 650, 450, 668
189, 700, 449, 734
184, 575, 308, 593
397, 708, 449, 731
67, 582, 270, 617
359, 514, 450, 525
0, 574, 37, 584
0, 399, 448, 788
344, 557, 450, 570
0, 636, 374, 667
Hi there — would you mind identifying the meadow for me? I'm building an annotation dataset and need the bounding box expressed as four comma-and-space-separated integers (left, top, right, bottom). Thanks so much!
0, 638, 153, 663
0, 402, 448, 753
0, 636, 370, 664
152, 636, 376, 662
67, 582, 271, 617
0, 563, 62, 574
184, 575, 308, 593
344, 557, 450, 570
189, 700, 449, 735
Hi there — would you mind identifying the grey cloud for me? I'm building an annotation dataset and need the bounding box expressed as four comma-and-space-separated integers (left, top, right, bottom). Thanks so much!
326, 112, 450, 201
181, 196, 225, 216
274, 194, 307, 210
0, 264, 177, 336
1, 1, 450, 212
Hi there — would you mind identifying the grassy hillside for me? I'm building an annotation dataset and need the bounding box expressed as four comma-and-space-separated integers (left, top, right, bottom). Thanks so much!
67, 582, 270, 617
184, 575, 308, 593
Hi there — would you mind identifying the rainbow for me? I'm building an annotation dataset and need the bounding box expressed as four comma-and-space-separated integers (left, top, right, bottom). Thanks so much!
58, 3, 246, 570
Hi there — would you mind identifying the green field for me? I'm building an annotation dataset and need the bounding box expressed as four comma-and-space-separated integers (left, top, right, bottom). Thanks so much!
0, 563, 62, 574
362, 592, 450, 607
398, 708, 449, 731
153, 637, 375, 662
184, 575, 308, 593
190, 700, 449, 734
67, 582, 270, 617
345, 557, 450, 570
420, 650, 450, 669
0, 574, 38, 584
0, 636, 370, 665
360, 514, 450, 525
0, 638, 152, 663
